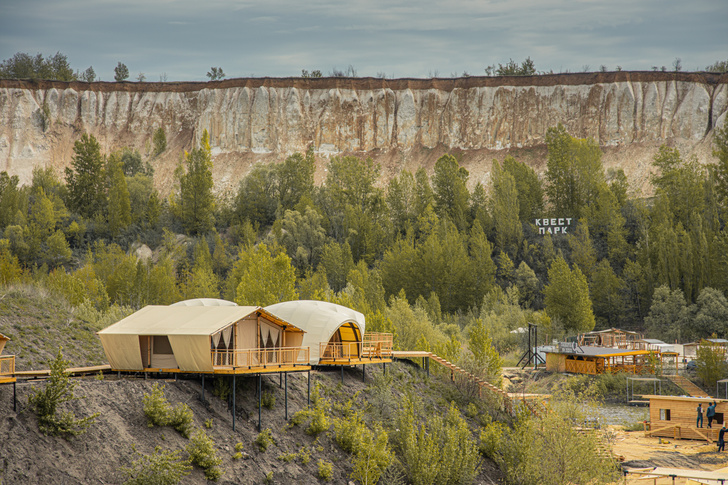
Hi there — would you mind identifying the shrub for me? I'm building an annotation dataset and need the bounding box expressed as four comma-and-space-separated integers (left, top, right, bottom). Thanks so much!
395, 398, 480, 485
205, 418, 213, 429
28, 347, 99, 437
317, 459, 333, 481
262, 389, 276, 409
142, 383, 195, 438
264, 471, 274, 484
121, 446, 192, 485
351, 425, 393, 485
255, 428, 274, 452
186, 429, 222, 481
234, 442, 244, 452
289, 384, 330, 436
212, 377, 231, 401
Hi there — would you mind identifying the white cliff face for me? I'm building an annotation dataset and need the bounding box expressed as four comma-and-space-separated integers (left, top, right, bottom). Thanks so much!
0, 74, 726, 194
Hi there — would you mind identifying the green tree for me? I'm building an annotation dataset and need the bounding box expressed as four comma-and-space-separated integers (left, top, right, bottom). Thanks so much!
277, 148, 315, 211
178, 129, 215, 234
114, 62, 129, 81
491, 159, 522, 257
106, 154, 131, 236
65, 133, 106, 219
28, 348, 99, 437
121, 446, 192, 485
544, 124, 605, 220
503, 155, 544, 221
318, 241, 355, 292
233, 244, 297, 306
651, 145, 706, 228
0, 52, 76, 81
696, 344, 728, 388
206, 67, 226, 81
713, 124, 728, 214
690, 287, 728, 339
644, 285, 690, 341
589, 259, 625, 328
432, 154, 470, 231
235, 164, 278, 227
153, 127, 167, 156
274, 207, 326, 274
79, 66, 96, 82
568, 220, 597, 279
544, 256, 595, 334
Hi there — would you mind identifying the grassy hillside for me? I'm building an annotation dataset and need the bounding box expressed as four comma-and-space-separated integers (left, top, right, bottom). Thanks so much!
0, 284, 113, 371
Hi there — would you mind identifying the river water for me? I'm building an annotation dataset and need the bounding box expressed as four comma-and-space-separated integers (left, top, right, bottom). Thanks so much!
592, 403, 649, 427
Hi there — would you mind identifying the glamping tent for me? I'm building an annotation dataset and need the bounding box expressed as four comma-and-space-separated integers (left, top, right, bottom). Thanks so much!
265, 300, 392, 365
97, 304, 308, 374
0, 332, 15, 384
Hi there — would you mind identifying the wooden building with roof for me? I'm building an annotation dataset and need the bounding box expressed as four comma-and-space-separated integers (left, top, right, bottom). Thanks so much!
579, 328, 642, 349
545, 343, 652, 375
643, 395, 728, 441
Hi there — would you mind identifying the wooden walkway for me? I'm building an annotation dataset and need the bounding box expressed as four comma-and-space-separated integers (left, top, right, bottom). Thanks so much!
14, 364, 111, 379
393, 350, 519, 414
666, 375, 709, 397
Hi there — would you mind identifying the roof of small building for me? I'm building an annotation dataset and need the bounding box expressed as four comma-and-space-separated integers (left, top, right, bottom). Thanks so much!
641, 395, 727, 403
546, 346, 651, 358
97, 305, 303, 336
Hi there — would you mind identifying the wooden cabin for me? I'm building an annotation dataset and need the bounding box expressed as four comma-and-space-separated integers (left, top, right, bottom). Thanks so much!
579, 328, 642, 349
0, 332, 16, 385
545, 344, 652, 375
643, 395, 728, 441
265, 300, 393, 365
97, 303, 310, 374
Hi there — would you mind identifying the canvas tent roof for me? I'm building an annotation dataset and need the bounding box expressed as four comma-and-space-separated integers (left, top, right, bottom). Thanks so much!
97, 305, 303, 336
0, 332, 9, 354
265, 300, 366, 365
97, 305, 304, 372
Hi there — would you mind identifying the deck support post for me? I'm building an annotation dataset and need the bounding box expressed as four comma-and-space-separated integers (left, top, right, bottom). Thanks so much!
232, 374, 236, 432
13, 381, 16, 412
341, 365, 344, 384
362, 364, 365, 382
426, 357, 430, 377
258, 373, 262, 432
285, 372, 288, 421
307, 370, 311, 408
383, 362, 386, 375
144, 372, 147, 380
201, 375, 205, 403
279, 372, 282, 388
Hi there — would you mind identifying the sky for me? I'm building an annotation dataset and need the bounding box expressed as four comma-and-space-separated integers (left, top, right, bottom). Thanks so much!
0, 0, 726, 82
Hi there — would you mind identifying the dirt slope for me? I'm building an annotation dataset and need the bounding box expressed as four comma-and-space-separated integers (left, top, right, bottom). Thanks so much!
0, 363, 504, 484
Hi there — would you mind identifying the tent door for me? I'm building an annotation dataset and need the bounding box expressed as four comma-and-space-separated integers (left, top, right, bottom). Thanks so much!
139, 336, 151, 368
150, 335, 179, 369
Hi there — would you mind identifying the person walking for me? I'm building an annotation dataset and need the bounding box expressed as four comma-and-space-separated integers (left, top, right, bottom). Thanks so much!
708, 402, 717, 429
719, 424, 727, 452
697, 403, 704, 428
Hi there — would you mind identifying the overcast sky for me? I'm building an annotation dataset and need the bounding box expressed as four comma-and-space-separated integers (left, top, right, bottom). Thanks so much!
1, 0, 726, 82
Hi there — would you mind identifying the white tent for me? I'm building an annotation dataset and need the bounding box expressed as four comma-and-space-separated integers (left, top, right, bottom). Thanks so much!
265, 300, 365, 365
97, 305, 304, 372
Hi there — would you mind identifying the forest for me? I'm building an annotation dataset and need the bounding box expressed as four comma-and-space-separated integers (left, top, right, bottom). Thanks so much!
1, 123, 727, 369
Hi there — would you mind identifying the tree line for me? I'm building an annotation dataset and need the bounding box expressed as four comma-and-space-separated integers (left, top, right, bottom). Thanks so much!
1, 123, 728, 363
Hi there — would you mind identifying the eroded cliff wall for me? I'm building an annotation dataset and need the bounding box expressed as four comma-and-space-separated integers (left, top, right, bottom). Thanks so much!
1, 72, 726, 194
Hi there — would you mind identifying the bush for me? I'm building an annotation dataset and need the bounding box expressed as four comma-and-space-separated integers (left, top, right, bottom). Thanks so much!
262, 389, 276, 409
395, 398, 480, 485
142, 383, 195, 438
28, 347, 99, 437
186, 429, 222, 481
289, 383, 330, 436
481, 393, 621, 485
317, 459, 333, 481
255, 428, 274, 452
121, 446, 192, 485
351, 425, 393, 485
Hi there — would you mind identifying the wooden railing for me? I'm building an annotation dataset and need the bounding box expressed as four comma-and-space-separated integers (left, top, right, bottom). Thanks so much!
362, 333, 393, 358
211, 347, 309, 368
0, 355, 15, 376
320, 333, 394, 361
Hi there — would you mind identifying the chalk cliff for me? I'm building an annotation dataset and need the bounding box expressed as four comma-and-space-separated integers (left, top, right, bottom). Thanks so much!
1, 72, 726, 194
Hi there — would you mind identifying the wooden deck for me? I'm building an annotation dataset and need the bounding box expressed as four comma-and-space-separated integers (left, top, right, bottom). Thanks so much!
319, 333, 393, 365
119, 365, 311, 375
14, 364, 111, 378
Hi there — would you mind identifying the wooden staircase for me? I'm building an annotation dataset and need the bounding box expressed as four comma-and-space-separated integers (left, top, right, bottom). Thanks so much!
666, 375, 709, 397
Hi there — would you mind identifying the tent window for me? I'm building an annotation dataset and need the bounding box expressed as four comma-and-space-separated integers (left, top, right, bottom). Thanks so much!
153, 336, 173, 355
